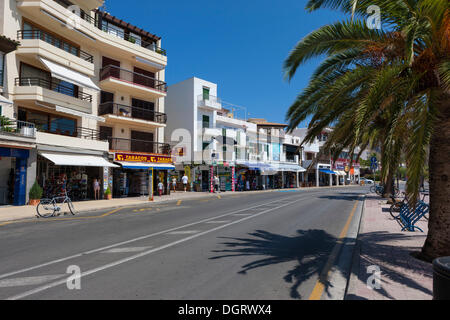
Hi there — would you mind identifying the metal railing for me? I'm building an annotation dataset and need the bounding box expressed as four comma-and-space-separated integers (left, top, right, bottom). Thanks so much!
100, 65, 167, 93
36, 124, 102, 140
15, 77, 92, 102
109, 137, 171, 155
197, 94, 222, 106
98, 102, 167, 124
0, 117, 36, 138
52, 0, 167, 56
17, 30, 93, 63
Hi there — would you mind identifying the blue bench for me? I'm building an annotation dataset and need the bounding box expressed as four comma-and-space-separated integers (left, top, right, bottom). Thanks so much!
398, 201, 429, 232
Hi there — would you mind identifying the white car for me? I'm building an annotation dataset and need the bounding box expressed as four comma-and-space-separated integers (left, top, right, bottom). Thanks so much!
360, 178, 374, 184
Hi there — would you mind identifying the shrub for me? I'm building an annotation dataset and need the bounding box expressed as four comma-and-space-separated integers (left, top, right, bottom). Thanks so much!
104, 187, 111, 196
29, 181, 43, 200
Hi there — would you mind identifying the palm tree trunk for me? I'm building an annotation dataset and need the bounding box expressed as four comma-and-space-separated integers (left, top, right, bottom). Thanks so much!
420, 100, 450, 261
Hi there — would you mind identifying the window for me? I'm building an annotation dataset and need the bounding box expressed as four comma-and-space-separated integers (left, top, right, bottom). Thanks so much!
18, 107, 76, 136
203, 142, 209, 150
0, 51, 4, 87
203, 87, 210, 100
202, 115, 210, 128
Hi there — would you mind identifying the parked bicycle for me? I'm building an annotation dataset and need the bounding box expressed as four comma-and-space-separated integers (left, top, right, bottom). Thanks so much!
389, 192, 429, 220
36, 191, 76, 218
370, 183, 400, 197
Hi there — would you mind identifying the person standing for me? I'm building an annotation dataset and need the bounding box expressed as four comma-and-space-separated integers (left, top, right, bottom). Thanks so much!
214, 175, 220, 193
182, 174, 189, 192
93, 178, 100, 200
172, 177, 177, 192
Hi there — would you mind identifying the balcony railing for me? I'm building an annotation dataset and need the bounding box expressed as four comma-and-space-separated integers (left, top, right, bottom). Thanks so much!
197, 94, 222, 106
0, 117, 36, 138
109, 137, 171, 155
17, 30, 94, 63
35, 123, 102, 140
98, 102, 167, 124
15, 77, 92, 102
100, 65, 167, 93
52, 0, 167, 56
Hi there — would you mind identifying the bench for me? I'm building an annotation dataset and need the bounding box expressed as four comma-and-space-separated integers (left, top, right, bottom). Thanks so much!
398, 201, 429, 232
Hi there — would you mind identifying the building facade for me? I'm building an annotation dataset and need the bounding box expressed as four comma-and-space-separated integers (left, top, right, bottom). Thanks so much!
0, 0, 171, 205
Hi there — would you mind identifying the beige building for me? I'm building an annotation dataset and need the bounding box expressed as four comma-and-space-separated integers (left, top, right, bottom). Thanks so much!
0, 0, 170, 205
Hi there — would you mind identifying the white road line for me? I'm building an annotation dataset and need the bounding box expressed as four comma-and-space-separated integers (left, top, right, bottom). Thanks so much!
7, 196, 306, 300
101, 247, 152, 254
0, 275, 65, 288
166, 231, 200, 235
0, 196, 301, 281
204, 221, 231, 224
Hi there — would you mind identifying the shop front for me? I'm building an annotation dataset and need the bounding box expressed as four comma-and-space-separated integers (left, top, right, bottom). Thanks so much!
113, 152, 174, 198
37, 150, 118, 201
0, 147, 30, 206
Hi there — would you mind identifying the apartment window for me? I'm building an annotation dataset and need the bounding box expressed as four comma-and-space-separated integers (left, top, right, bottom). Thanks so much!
203, 142, 209, 150
203, 87, 210, 100
102, 21, 125, 39
100, 126, 113, 141
18, 107, 76, 136
202, 115, 210, 128
306, 153, 314, 161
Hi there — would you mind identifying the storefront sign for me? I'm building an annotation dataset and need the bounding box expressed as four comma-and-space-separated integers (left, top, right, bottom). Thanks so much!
231, 166, 236, 192
114, 153, 172, 164
103, 167, 109, 190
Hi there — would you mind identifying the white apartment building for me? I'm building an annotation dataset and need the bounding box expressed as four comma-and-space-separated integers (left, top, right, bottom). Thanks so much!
166, 77, 305, 192
0, 0, 171, 205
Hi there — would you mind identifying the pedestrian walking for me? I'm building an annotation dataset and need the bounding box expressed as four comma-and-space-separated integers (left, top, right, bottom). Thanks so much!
182, 174, 189, 192
157, 180, 164, 197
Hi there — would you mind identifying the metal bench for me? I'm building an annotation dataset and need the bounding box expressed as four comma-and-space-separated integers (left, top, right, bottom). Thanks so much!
398, 201, 429, 232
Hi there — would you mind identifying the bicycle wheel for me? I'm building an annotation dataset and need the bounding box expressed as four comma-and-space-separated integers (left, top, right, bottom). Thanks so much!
389, 203, 402, 219
67, 199, 76, 216
370, 186, 376, 193
36, 199, 56, 218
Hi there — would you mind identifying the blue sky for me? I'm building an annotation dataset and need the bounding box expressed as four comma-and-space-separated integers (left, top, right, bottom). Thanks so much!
105, 0, 347, 127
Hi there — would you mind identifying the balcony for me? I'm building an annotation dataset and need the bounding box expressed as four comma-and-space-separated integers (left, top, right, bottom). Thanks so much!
36, 127, 108, 152
109, 137, 171, 155
17, 30, 94, 76
99, 65, 167, 99
197, 94, 222, 111
0, 118, 36, 138
98, 102, 167, 126
14, 77, 92, 114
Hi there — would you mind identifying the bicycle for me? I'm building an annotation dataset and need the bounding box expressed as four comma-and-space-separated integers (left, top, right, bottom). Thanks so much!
370, 184, 400, 197
389, 192, 428, 220
36, 191, 76, 218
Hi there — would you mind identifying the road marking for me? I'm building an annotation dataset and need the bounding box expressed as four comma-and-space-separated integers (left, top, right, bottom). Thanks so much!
233, 213, 253, 216
308, 199, 360, 300
167, 230, 200, 235
205, 221, 231, 224
6, 196, 307, 300
217, 195, 222, 199
0, 195, 309, 282
102, 247, 152, 254
177, 200, 182, 206
0, 275, 65, 288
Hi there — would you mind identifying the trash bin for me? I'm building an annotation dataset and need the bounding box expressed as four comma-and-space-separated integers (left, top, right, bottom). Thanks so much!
433, 256, 450, 300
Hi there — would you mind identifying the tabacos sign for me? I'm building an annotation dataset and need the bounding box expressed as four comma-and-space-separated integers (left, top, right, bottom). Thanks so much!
115, 153, 172, 164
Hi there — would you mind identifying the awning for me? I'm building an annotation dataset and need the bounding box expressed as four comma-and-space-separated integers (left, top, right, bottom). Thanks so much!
274, 163, 306, 172
337, 171, 347, 176
0, 95, 13, 105
319, 169, 337, 175
116, 162, 175, 170
55, 105, 105, 122
38, 57, 100, 91
40, 152, 119, 167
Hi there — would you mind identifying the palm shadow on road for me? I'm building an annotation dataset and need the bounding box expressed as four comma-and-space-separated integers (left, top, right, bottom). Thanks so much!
209, 229, 432, 300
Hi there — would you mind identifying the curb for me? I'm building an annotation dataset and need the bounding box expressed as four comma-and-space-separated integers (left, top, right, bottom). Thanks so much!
344, 195, 366, 300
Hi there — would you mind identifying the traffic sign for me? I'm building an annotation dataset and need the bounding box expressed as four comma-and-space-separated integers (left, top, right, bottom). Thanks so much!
371, 156, 378, 164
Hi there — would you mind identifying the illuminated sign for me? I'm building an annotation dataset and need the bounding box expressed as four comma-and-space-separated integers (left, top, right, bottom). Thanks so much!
115, 153, 172, 164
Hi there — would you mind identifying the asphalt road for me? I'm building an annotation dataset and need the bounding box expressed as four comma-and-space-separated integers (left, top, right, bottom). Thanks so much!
0, 187, 367, 300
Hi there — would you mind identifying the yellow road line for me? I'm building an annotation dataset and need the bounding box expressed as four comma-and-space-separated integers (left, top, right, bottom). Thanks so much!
177, 200, 182, 206
308, 199, 359, 300
217, 195, 222, 199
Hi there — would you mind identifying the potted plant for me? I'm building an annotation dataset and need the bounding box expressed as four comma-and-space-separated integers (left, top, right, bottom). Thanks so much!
104, 187, 112, 200
29, 181, 43, 206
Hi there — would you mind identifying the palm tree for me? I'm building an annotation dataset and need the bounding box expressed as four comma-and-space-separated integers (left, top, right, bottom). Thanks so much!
284, 0, 449, 261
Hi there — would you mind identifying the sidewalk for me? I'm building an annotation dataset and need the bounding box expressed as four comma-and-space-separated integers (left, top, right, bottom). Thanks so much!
0, 191, 235, 223
346, 194, 433, 300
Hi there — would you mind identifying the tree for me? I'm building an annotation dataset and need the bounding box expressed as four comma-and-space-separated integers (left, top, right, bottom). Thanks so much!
284, 0, 449, 260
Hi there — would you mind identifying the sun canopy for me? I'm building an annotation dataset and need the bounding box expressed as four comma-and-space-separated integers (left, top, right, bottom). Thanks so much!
319, 169, 337, 175
40, 152, 119, 167
39, 57, 100, 91
116, 162, 175, 170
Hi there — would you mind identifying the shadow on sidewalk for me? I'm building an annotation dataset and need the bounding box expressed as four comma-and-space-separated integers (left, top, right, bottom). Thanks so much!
209, 229, 432, 300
